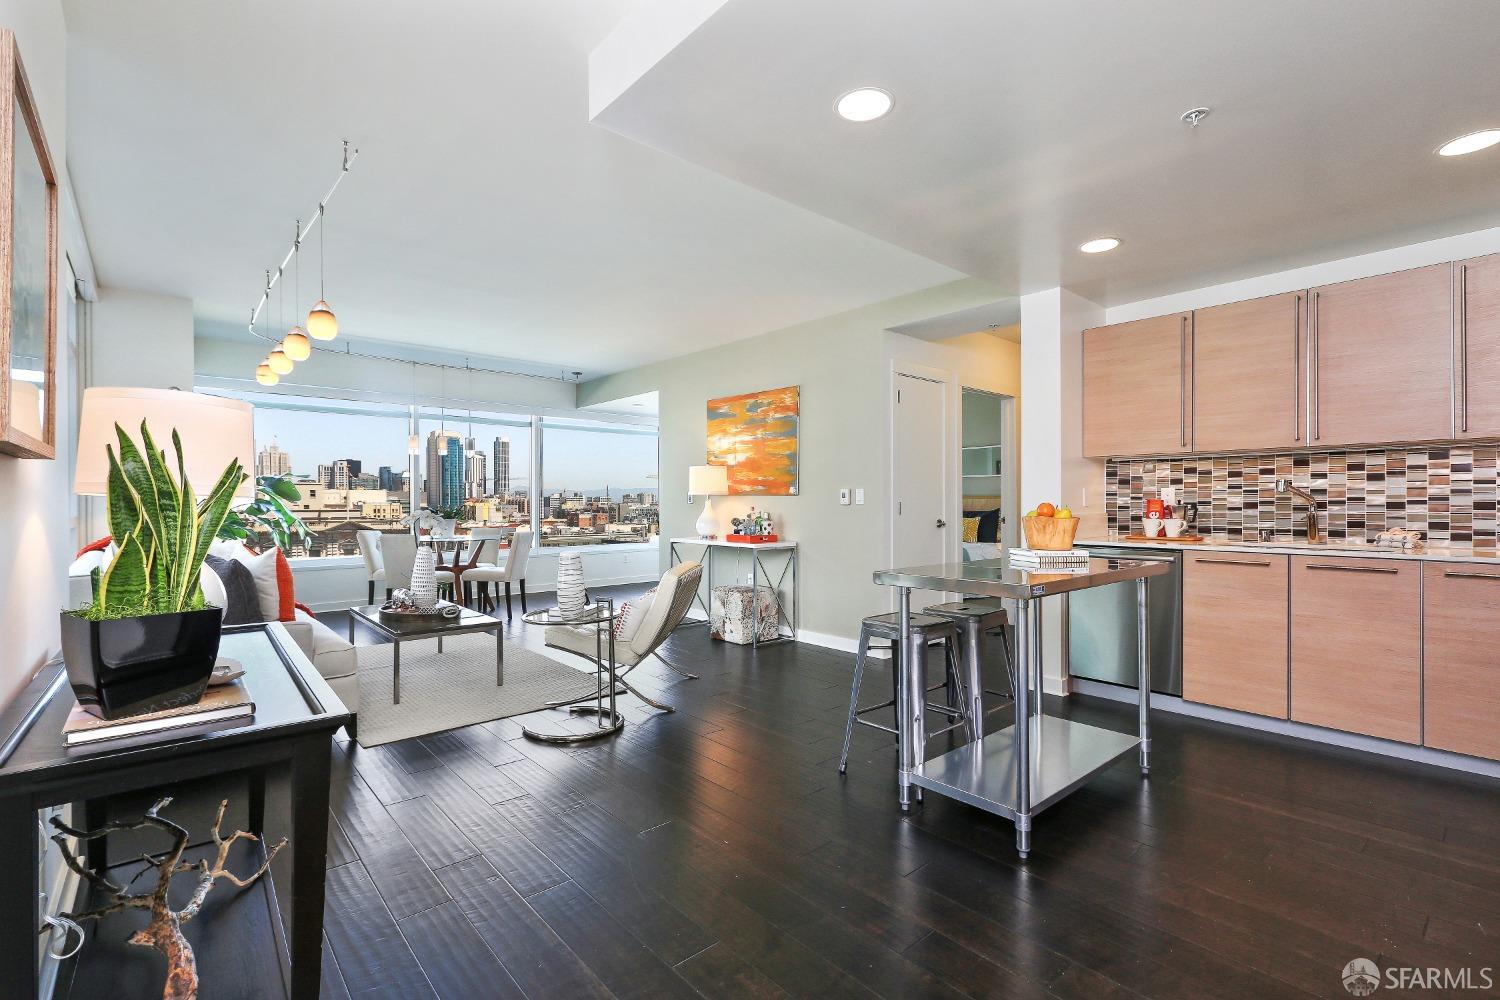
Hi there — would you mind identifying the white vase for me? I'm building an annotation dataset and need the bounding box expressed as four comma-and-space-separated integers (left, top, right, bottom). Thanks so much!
695, 495, 719, 538
411, 544, 438, 610
556, 552, 586, 619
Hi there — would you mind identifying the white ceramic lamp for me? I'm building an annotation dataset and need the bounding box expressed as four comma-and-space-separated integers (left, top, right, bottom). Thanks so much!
689, 464, 729, 539
75, 388, 256, 498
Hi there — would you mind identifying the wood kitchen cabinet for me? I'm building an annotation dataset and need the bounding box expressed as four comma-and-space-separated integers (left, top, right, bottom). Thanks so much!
1454, 252, 1500, 439
1306, 265, 1453, 447
1183, 553, 1288, 718
1082, 312, 1192, 458
1192, 292, 1305, 452
1422, 563, 1500, 760
1290, 556, 1421, 743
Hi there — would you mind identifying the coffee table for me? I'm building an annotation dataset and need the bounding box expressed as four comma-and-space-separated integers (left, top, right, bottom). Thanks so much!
348, 601, 504, 704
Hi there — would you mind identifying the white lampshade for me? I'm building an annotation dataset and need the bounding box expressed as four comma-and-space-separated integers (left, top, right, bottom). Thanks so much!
255, 364, 279, 387
306, 299, 338, 340
268, 347, 294, 375
282, 328, 312, 360
75, 388, 255, 499
688, 464, 728, 496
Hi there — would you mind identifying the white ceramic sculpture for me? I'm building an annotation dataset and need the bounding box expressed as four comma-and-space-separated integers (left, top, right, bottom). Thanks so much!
556, 551, 586, 619
411, 543, 439, 610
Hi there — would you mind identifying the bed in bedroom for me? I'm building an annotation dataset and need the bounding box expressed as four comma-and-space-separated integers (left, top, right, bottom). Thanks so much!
961, 493, 1005, 561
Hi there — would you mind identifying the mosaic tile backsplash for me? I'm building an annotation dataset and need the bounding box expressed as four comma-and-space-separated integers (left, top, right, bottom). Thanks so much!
1105, 446, 1499, 548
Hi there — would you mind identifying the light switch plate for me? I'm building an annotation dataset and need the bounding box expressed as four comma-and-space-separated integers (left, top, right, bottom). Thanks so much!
839, 488, 851, 505
855, 488, 865, 505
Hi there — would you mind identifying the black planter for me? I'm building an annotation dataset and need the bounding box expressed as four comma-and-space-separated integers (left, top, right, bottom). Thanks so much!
60, 607, 223, 720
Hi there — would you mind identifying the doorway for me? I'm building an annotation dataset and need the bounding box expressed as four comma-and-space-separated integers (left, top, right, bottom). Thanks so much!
960, 387, 1017, 551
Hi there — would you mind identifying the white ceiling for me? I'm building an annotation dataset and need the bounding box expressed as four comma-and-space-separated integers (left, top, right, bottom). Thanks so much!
61, 0, 960, 377
590, 0, 1500, 307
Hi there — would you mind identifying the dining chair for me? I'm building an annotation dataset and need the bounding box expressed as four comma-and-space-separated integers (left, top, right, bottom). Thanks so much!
381, 532, 419, 599
356, 529, 385, 605
434, 528, 505, 606
463, 527, 534, 617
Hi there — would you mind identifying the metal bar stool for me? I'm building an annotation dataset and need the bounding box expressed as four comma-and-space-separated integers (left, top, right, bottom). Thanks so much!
838, 612, 973, 774
924, 599, 1017, 730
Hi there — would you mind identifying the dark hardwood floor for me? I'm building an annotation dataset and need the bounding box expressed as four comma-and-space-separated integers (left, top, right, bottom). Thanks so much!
62, 583, 1500, 998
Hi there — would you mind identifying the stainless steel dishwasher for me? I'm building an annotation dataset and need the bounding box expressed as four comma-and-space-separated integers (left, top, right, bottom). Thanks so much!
1068, 545, 1182, 696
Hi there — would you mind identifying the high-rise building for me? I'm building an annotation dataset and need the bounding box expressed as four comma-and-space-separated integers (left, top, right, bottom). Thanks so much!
256, 442, 291, 479
466, 452, 487, 498
318, 459, 353, 490
424, 430, 465, 509
337, 459, 362, 478
493, 437, 510, 495
378, 466, 403, 492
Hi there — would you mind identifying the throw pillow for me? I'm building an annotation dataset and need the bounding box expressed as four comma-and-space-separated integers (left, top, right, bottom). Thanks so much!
613, 587, 657, 643
963, 508, 1001, 543
221, 544, 297, 622
204, 554, 263, 625
962, 517, 980, 543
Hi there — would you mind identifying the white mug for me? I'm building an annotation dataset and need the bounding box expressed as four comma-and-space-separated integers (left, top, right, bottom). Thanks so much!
1140, 516, 1162, 537
1163, 518, 1186, 538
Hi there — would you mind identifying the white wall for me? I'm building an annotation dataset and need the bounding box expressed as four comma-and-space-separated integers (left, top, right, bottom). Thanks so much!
89, 287, 195, 389
578, 279, 1022, 648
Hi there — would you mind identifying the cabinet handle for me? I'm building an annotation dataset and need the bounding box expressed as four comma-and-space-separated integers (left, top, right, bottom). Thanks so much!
1443, 569, 1500, 580
1180, 315, 1188, 448
1311, 291, 1320, 441
1305, 562, 1399, 574
1460, 264, 1469, 434
1293, 293, 1302, 442
1193, 557, 1272, 567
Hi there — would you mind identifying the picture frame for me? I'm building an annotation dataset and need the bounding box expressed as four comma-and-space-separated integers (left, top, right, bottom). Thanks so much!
0, 29, 58, 460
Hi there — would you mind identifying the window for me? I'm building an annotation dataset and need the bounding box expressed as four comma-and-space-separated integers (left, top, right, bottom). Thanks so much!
227, 391, 412, 557
538, 416, 659, 547
207, 387, 658, 558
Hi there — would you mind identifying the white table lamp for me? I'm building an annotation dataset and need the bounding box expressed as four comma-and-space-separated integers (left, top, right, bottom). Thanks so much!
75, 388, 256, 498
689, 464, 729, 539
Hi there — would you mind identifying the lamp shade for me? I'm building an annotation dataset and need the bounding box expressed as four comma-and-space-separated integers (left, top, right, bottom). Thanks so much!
75, 388, 256, 499
688, 464, 728, 496
306, 299, 338, 340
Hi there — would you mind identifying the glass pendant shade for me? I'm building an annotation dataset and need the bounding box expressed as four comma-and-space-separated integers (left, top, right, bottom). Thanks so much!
268, 348, 294, 374
282, 328, 312, 360
255, 363, 279, 386
307, 299, 338, 340
407, 434, 420, 455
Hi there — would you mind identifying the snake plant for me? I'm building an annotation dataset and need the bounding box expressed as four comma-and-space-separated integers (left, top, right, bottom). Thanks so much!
84, 422, 245, 620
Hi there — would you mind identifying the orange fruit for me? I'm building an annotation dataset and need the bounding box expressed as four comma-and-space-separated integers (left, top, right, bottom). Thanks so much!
1036, 502, 1056, 517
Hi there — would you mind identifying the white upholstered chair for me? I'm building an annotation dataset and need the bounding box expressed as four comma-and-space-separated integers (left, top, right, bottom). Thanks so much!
544, 561, 703, 713
381, 533, 419, 595
356, 529, 385, 605
463, 528, 534, 617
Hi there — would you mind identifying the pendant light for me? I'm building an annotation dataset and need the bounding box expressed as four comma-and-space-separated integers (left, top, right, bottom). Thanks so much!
306, 160, 342, 342
281, 220, 312, 360
255, 363, 279, 386
407, 362, 420, 455
267, 265, 293, 374
464, 361, 476, 457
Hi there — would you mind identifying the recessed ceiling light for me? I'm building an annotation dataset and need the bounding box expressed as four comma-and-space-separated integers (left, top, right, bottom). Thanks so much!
1079, 237, 1121, 254
836, 88, 893, 122
1438, 129, 1500, 157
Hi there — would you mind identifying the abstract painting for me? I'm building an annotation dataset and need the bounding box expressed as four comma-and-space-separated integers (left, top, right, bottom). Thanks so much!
707, 385, 799, 495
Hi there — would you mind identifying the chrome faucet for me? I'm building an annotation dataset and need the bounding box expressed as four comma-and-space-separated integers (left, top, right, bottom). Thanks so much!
1275, 479, 1320, 543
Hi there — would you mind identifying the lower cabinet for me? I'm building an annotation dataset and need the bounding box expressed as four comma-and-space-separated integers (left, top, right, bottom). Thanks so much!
1183, 553, 1288, 718
1423, 563, 1500, 761
1290, 556, 1421, 743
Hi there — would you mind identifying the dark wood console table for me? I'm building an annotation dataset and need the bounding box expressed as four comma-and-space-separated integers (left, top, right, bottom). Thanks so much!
0, 623, 350, 999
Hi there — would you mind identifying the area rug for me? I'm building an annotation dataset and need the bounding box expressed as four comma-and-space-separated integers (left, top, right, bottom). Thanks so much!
352, 634, 614, 747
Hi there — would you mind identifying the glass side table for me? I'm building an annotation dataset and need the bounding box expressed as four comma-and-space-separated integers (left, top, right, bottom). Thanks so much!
520, 602, 625, 743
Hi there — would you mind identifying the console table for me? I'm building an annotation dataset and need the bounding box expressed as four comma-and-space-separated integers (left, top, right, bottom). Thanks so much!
668, 537, 798, 645
0, 623, 350, 999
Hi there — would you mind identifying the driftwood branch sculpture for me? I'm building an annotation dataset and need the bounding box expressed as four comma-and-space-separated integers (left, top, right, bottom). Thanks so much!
49, 796, 287, 1000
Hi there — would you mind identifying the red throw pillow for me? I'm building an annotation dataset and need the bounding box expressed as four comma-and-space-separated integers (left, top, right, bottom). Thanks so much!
76, 536, 113, 559
274, 548, 296, 621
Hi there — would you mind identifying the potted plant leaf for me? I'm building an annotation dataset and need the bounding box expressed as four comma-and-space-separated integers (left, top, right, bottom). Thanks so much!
218, 475, 311, 553
61, 422, 245, 719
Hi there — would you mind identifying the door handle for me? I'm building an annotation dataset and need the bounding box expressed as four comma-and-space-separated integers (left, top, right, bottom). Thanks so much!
1443, 569, 1500, 581
1192, 557, 1272, 567
1305, 562, 1398, 574
936, 519, 947, 529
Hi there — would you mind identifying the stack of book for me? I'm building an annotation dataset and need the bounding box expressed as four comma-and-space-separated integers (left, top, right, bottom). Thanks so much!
1007, 547, 1091, 572
63, 682, 255, 747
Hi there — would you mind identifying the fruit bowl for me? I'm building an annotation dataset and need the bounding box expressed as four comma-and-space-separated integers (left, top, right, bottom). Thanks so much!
1022, 515, 1080, 551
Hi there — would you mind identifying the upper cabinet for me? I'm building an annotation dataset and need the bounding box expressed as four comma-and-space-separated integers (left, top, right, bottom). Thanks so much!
1192, 292, 1304, 453
1082, 312, 1192, 458
1306, 265, 1453, 448
1455, 253, 1500, 439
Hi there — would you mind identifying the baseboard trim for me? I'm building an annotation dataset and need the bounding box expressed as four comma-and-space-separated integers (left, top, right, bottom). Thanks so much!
1069, 677, 1500, 780
794, 629, 859, 654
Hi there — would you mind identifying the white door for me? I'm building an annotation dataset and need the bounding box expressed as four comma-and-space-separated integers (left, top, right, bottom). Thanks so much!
892, 373, 948, 610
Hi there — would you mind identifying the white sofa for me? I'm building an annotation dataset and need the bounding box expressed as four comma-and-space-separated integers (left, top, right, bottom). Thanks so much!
68, 550, 359, 734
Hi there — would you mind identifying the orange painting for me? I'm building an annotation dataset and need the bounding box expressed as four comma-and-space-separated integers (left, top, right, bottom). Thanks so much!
706, 385, 799, 495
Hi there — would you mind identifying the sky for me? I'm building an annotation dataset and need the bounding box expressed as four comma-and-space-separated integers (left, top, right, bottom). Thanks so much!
253, 407, 658, 493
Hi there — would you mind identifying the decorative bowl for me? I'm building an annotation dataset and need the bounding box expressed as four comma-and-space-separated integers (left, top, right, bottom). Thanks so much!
1022, 515, 1080, 551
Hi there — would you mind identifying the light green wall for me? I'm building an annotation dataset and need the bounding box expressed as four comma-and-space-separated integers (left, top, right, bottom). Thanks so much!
579, 278, 1020, 644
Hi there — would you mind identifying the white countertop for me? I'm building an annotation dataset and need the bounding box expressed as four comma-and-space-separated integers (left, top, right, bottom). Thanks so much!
1077, 534, 1500, 564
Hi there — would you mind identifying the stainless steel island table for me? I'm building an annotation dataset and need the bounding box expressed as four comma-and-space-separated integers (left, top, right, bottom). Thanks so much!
872, 556, 1169, 857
